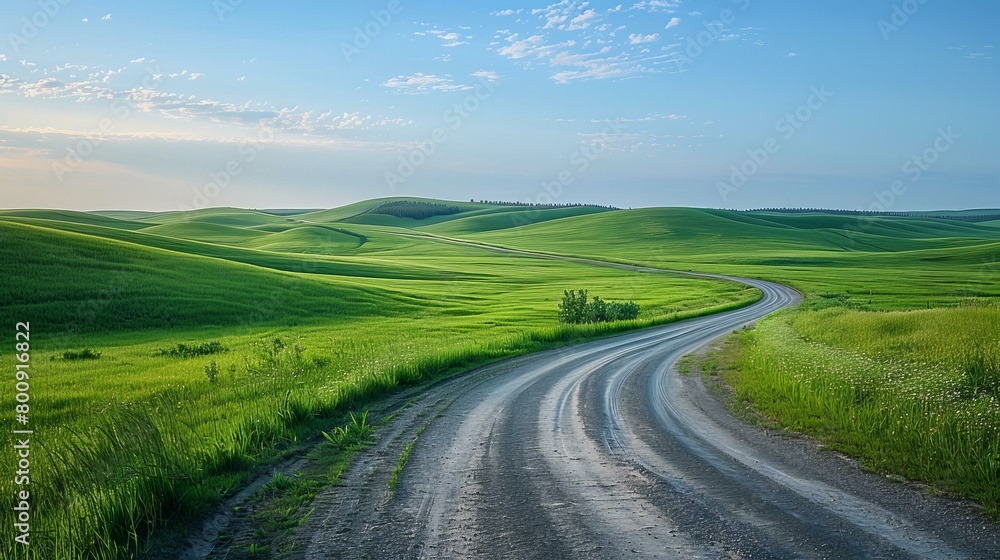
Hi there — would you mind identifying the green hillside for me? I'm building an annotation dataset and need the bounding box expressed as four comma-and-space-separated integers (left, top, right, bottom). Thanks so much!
1, 217, 482, 280
423, 205, 611, 236
90, 210, 166, 221
301, 197, 612, 229
138, 207, 290, 227
0, 209, 153, 230
466, 208, 1000, 308
139, 221, 271, 244
243, 225, 365, 254
0, 221, 395, 335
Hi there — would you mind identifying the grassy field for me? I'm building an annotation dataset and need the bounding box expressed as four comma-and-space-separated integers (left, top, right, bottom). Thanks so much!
463, 208, 1000, 309
0, 203, 755, 559
721, 305, 1000, 513
1, 198, 998, 557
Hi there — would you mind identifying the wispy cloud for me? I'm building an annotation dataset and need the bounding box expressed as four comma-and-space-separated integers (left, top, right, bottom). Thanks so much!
950, 45, 994, 60
491, 1, 691, 83
382, 73, 474, 94
629, 1, 684, 13
0, 60, 408, 143
629, 33, 660, 44
415, 29, 472, 48
471, 70, 501, 82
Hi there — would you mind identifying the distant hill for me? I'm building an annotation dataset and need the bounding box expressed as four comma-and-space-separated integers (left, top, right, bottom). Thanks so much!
743, 208, 1000, 223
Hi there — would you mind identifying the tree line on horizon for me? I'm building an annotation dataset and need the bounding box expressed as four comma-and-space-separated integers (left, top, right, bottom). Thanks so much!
473, 200, 619, 210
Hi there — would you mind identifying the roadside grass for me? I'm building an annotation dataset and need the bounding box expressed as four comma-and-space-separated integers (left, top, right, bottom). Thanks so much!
721, 306, 1000, 515
218, 411, 374, 560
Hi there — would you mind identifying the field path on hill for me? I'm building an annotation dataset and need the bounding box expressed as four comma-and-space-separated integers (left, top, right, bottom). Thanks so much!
295, 252, 1000, 559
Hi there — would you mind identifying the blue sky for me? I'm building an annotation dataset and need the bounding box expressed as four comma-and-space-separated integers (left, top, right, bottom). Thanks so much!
0, 0, 996, 211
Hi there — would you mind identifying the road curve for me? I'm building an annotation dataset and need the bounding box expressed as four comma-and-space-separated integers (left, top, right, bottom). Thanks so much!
298, 276, 1000, 559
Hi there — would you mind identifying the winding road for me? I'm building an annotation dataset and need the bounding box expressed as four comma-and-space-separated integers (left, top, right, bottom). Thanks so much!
296, 274, 1000, 559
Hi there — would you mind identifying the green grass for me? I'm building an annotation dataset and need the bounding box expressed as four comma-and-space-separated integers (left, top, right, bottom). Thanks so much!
243, 226, 364, 254
1, 199, 998, 556
138, 222, 271, 244
420, 205, 612, 236
0, 209, 154, 230
469, 207, 1000, 309
722, 305, 1000, 513
132, 207, 290, 228
0, 221, 394, 334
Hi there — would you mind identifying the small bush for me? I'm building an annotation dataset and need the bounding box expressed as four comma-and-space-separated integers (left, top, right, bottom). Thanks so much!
558, 289, 590, 324
559, 290, 640, 324
155, 341, 227, 358
607, 300, 641, 322
62, 348, 102, 361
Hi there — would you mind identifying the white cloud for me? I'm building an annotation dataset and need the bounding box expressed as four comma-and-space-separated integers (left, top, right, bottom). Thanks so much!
492, 2, 692, 84
946, 45, 992, 60
101, 14, 112, 21
82, 18, 88, 22
629, 33, 660, 44
666, 17, 681, 29
425, 29, 470, 48
188, 73, 203, 81
784, 52, 798, 57
629, 1, 683, 13
471, 70, 500, 82
593, 113, 685, 123
498, 34, 575, 60
0, 60, 406, 138
130, 57, 146, 64
0, 55, 6, 62
568, 9, 599, 30
382, 73, 473, 94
